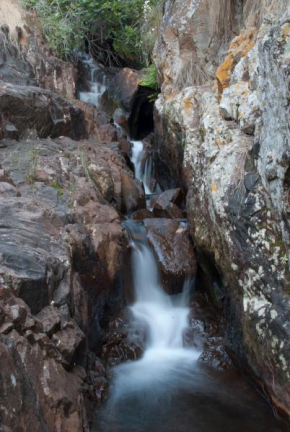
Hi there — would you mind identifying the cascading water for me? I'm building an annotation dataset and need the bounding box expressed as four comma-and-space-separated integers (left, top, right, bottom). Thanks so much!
78, 55, 106, 108
94, 220, 287, 432
130, 140, 155, 195
78, 57, 287, 432
127, 220, 196, 354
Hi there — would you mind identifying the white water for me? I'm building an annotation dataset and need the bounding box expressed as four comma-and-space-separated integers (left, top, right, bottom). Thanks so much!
79, 56, 106, 108
130, 140, 155, 195
109, 221, 199, 402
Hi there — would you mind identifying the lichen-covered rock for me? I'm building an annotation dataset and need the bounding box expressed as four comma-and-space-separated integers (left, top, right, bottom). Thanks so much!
154, 0, 290, 416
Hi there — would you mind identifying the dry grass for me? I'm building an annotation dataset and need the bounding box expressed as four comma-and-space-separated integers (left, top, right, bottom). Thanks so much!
0, 0, 25, 42
175, 58, 209, 90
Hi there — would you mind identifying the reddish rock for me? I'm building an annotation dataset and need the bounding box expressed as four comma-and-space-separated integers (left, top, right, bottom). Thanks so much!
131, 208, 158, 220
118, 136, 132, 155
114, 108, 130, 133
101, 308, 145, 367
154, 201, 185, 219
121, 174, 146, 213
53, 320, 85, 364
36, 305, 61, 336
144, 218, 197, 293
102, 68, 143, 115
154, 188, 184, 209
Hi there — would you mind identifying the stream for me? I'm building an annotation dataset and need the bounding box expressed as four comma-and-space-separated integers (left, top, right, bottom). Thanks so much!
79, 56, 288, 432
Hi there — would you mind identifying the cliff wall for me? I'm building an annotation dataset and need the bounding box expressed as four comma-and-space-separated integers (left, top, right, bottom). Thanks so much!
154, 0, 290, 415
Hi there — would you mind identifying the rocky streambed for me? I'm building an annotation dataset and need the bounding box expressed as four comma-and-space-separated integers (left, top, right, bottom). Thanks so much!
0, 1, 290, 431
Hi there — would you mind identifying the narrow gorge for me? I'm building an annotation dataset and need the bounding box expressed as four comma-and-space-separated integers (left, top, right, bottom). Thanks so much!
1, 0, 290, 431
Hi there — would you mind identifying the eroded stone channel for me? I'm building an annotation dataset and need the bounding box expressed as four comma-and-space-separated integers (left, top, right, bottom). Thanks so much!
78, 57, 288, 432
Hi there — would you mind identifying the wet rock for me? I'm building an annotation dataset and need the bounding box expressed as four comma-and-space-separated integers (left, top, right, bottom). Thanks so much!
114, 107, 130, 133
155, 188, 184, 208
101, 308, 146, 367
118, 136, 132, 156
131, 208, 159, 220
36, 305, 61, 337
153, 188, 185, 219
102, 68, 154, 139
144, 219, 197, 293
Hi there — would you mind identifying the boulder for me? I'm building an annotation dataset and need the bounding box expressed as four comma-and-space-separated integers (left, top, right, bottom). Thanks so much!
154, 0, 290, 415
0, 182, 19, 197
102, 68, 143, 115
121, 174, 146, 213
0, 81, 86, 140
102, 68, 154, 139
154, 188, 184, 208
144, 218, 197, 293
131, 208, 159, 220
153, 189, 185, 219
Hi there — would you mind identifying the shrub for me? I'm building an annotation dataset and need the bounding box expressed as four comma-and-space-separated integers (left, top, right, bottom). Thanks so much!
23, 0, 164, 67
140, 64, 160, 101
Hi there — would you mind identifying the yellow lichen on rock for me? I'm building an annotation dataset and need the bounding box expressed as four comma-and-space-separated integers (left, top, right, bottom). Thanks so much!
216, 28, 257, 97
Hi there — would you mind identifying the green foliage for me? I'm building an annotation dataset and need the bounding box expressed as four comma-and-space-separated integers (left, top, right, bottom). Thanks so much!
23, 0, 164, 66
140, 64, 159, 101
50, 182, 64, 198
140, 65, 158, 90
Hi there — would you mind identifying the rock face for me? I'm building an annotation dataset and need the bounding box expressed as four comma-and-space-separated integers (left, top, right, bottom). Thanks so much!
0, 15, 77, 99
154, 0, 290, 416
0, 131, 138, 427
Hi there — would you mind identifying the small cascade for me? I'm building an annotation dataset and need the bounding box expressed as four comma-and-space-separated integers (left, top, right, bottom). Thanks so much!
125, 220, 195, 352
130, 139, 160, 206
130, 140, 154, 195
78, 55, 106, 108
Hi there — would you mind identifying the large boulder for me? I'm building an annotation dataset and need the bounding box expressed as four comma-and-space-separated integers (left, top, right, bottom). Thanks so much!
153, 188, 185, 219
144, 218, 197, 294
0, 81, 86, 140
102, 68, 154, 139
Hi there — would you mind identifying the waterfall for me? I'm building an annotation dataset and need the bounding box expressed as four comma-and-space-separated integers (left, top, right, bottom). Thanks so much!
79, 55, 106, 108
108, 220, 199, 403
127, 221, 193, 350
130, 139, 155, 195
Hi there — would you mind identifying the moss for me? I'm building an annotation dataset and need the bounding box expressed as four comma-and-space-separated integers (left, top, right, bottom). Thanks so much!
50, 182, 64, 198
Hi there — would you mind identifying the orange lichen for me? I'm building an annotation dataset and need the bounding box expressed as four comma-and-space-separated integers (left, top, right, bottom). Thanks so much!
183, 97, 193, 114
211, 185, 218, 192
216, 28, 257, 98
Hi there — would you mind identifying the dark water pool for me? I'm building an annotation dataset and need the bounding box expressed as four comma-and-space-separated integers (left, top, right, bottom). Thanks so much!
93, 361, 288, 432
